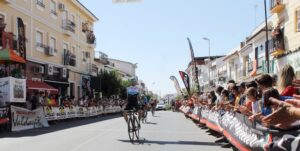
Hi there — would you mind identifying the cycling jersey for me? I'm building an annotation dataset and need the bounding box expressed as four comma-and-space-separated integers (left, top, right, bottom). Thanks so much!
125, 86, 140, 110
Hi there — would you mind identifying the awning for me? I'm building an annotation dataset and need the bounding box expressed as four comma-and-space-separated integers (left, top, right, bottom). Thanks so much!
0, 48, 26, 63
26, 80, 58, 94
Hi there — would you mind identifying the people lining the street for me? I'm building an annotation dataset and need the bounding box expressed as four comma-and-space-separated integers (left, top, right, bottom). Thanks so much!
180, 64, 300, 132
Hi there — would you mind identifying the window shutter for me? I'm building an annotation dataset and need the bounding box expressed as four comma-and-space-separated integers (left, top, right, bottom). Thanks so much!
298, 10, 300, 32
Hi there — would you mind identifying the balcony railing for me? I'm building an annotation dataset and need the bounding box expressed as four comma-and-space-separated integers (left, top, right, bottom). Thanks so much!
51, 10, 57, 16
270, 0, 285, 14
87, 31, 96, 45
62, 20, 76, 35
64, 49, 76, 67
36, 0, 45, 8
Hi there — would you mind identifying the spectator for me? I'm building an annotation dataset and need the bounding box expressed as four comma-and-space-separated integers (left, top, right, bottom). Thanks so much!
31, 91, 39, 110
245, 80, 258, 89
246, 87, 260, 114
255, 74, 273, 116
231, 85, 241, 111
278, 64, 297, 96
238, 82, 247, 106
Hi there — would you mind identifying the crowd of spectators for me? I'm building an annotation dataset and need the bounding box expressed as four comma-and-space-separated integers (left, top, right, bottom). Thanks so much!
27, 92, 125, 110
183, 64, 300, 131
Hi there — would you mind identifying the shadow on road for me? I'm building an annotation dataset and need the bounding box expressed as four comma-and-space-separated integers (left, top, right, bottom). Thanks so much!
118, 139, 221, 146
0, 113, 121, 138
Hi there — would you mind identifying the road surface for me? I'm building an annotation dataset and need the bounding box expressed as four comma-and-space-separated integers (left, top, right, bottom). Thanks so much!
0, 111, 231, 151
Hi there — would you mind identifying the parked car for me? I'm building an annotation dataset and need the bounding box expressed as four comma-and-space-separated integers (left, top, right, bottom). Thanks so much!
156, 102, 166, 111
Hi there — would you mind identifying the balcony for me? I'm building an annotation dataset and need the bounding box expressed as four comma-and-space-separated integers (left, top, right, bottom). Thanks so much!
64, 49, 76, 67
94, 52, 109, 65
62, 19, 76, 36
1, 31, 26, 58
270, 0, 285, 14
88, 64, 98, 76
270, 27, 285, 57
87, 31, 96, 47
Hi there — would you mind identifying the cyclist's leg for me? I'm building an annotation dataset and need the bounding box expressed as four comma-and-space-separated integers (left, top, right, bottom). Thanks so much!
123, 110, 129, 123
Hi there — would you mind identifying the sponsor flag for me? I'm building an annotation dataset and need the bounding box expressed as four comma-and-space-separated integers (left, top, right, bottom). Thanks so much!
187, 38, 200, 93
169, 75, 183, 96
179, 71, 190, 96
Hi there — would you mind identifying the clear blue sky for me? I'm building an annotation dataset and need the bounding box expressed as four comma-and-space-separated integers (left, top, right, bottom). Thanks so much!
79, 0, 269, 96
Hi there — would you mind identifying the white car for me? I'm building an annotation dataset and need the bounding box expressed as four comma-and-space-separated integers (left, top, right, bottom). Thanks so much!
156, 102, 166, 111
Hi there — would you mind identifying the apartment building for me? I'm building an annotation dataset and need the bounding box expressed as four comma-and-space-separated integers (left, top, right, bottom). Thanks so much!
0, 0, 98, 99
269, 0, 300, 76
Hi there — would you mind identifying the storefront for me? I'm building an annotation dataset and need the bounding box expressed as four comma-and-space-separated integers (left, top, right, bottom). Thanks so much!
43, 64, 69, 96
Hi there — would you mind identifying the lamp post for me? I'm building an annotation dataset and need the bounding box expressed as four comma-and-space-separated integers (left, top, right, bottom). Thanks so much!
264, 0, 270, 73
203, 37, 211, 86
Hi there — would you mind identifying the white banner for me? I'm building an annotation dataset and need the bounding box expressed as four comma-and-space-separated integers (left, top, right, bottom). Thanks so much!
44, 106, 121, 121
0, 77, 26, 103
11, 106, 49, 132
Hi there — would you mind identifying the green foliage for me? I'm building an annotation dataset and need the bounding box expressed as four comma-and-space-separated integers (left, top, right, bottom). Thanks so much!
98, 70, 122, 97
97, 70, 134, 99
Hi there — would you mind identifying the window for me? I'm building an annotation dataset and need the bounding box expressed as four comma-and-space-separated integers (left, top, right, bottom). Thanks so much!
36, 0, 45, 8
297, 10, 300, 32
49, 37, 56, 52
50, 0, 57, 16
36, 31, 43, 47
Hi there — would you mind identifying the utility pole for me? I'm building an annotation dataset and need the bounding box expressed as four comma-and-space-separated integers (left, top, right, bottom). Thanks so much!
264, 0, 270, 73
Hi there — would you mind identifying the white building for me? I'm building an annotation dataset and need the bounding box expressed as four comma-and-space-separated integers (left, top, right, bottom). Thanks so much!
223, 46, 242, 83
107, 58, 137, 80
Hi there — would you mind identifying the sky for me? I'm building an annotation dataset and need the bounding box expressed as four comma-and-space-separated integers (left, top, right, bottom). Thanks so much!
79, 0, 269, 96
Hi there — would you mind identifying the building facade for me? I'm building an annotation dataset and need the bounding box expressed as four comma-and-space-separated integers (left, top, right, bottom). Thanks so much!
0, 0, 98, 99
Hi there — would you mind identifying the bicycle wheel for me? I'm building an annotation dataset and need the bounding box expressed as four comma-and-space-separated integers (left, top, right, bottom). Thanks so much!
133, 116, 140, 140
143, 110, 147, 123
128, 117, 135, 142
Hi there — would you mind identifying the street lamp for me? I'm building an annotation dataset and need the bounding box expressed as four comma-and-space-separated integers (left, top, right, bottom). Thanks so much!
203, 37, 211, 86
264, 0, 270, 73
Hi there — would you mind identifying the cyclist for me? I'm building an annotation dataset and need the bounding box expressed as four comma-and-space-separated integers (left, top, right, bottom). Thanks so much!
123, 79, 142, 123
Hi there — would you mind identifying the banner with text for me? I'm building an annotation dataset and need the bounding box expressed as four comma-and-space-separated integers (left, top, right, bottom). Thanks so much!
44, 106, 122, 121
11, 106, 49, 132
181, 106, 300, 151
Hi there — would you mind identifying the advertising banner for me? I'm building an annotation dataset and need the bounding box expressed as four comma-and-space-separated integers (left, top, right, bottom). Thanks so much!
43, 105, 121, 121
181, 106, 300, 151
11, 106, 49, 131
0, 77, 26, 103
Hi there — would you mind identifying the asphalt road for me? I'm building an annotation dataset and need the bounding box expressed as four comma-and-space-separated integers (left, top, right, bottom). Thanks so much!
0, 111, 232, 151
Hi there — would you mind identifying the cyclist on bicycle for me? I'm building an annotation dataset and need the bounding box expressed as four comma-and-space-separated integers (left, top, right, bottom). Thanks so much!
141, 94, 149, 111
123, 78, 142, 123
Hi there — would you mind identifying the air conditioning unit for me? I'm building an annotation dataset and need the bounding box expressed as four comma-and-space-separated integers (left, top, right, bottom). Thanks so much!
48, 48, 55, 56
38, 66, 44, 74
47, 65, 53, 75
59, 3, 65, 11
61, 68, 67, 78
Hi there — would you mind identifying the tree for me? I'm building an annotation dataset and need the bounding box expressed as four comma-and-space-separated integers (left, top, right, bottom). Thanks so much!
98, 70, 123, 97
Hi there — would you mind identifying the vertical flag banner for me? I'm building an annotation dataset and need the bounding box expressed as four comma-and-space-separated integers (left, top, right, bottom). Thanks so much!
179, 71, 190, 96
169, 75, 183, 96
187, 38, 200, 93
